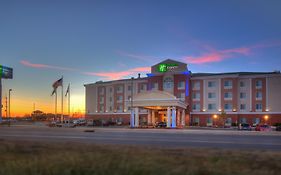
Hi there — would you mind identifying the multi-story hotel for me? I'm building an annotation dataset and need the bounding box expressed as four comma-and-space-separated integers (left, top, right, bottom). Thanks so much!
85, 59, 281, 127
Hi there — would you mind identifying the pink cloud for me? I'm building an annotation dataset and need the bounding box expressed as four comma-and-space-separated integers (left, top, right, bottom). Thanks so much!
184, 47, 251, 64
20, 60, 77, 71
84, 67, 150, 80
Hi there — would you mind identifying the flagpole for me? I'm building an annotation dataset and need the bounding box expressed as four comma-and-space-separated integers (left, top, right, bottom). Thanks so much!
61, 76, 63, 123
55, 89, 57, 121
68, 83, 70, 117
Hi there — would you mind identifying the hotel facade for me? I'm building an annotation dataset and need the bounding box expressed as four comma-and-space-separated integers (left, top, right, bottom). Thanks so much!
85, 59, 281, 127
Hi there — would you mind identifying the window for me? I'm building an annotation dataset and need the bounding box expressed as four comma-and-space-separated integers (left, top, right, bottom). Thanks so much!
256, 92, 262, 99
224, 80, 233, 88
206, 117, 213, 125
224, 103, 233, 110
151, 83, 158, 90
193, 117, 199, 126
253, 118, 260, 125
192, 92, 200, 100
240, 92, 246, 99
109, 88, 112, 93
117, 95, 123, 101
127, 85, 132, 91
109, 106, 112, 111
192, 81, 200, 90
192, 103, 200, 111
224, 92, 232, 99
256, 80, 262, 88
208, 103, 216, 110
99, 97, 104, 103
127, 96, 131, 100
208, 92, 216, 99
208, 81, 216, 88
109, 97, 112, 102
99, 105, 104, 112
99, 88, 104, 94
256, 103, 262, 110
117, 86, 123, 92
226, 118, 232, 124
240, 104, 246, 110
178, 81, 185, 89
117, 105, 123, 112
239, 118, 247, 124
163, 77, 173, 90
177, 93, 185, 101
240, 81, 245, 87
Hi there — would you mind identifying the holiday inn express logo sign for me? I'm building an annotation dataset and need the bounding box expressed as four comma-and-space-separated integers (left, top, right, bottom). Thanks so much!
158, 63, 178, 72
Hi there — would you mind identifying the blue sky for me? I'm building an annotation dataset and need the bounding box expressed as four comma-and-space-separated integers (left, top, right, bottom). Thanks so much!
0, 0, 281, 115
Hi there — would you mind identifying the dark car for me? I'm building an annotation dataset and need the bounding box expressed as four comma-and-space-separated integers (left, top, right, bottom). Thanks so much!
238, 123, 252, 131
155, 122, 167, 128
276, 125, 281, 131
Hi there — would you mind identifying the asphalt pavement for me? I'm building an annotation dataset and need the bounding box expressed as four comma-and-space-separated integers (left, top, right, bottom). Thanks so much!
0, 125, 281, 151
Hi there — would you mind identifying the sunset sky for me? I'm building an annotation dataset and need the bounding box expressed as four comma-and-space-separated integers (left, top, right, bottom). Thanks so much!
1, 0, 281, 116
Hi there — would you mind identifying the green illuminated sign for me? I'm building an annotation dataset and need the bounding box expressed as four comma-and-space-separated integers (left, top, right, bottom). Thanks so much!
0, 65, 13, 79
158, 63, 178, 72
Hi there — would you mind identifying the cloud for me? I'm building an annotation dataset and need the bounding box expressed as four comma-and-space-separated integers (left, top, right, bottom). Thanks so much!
183, 40, 281, 65
20, 60, 77, 71
184, 47, 251, 64
83, 67, 150, 80
116, 50, 159, 62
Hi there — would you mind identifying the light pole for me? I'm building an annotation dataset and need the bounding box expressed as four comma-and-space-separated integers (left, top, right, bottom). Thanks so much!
130, 77, 134, 127
8, 89, 12, 127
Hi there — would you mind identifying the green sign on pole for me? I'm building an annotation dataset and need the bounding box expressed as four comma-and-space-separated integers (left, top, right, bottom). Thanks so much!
0, 65, 13, 79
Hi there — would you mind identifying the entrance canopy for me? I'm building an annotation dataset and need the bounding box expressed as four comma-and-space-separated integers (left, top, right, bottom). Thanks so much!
131, 90, 187, 109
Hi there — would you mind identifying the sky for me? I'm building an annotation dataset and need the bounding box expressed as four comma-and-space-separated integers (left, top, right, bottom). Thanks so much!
0, 0, 281, 116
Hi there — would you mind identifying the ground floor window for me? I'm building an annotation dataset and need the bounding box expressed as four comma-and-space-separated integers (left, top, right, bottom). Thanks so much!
239, 118, 247, 124
225, 118, 232, 126
193, 117, 199, 126
206, 117, 213, 126
253, 118, 260, 125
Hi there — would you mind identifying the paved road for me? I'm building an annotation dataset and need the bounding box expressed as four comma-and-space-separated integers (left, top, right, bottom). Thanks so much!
0, 126, 281, 151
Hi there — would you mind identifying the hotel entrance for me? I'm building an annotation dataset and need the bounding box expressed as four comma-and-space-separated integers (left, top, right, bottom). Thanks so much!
129, 90, 188, 128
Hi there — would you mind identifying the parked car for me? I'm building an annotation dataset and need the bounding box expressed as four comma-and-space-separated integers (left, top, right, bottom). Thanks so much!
255, 124, 272, 131
276, 125, 281, 131
155, 122, 167, 128
238, 123, 252, 131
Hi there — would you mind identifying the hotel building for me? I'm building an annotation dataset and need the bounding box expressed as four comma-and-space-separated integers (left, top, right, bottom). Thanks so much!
85, 59, 281, 127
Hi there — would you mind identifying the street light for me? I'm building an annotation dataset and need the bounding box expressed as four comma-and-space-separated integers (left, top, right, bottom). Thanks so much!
130, 77, 134, 127
8, 89, 12, 127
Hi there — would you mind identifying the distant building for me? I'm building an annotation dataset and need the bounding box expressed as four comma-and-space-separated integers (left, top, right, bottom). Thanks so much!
84, 59, 281, 127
